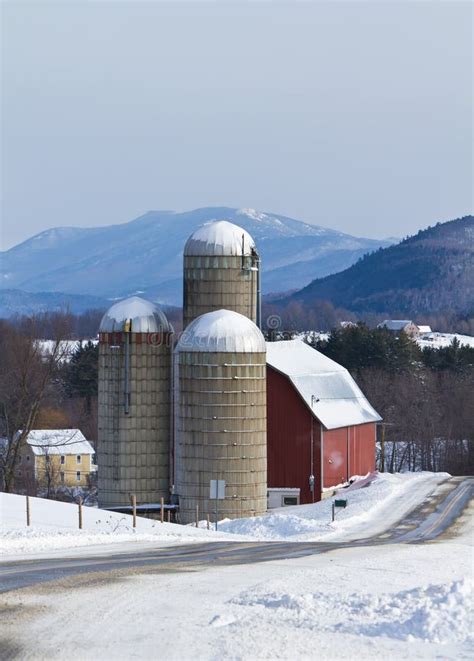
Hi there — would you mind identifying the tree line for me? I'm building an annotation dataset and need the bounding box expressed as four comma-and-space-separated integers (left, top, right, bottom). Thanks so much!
310, 325, 474, 475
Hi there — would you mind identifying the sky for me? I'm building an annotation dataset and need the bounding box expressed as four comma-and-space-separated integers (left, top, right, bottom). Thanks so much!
1, 0, 472, 250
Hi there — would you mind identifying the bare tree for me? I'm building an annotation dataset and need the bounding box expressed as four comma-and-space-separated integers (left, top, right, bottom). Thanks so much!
0, 314, 72, 492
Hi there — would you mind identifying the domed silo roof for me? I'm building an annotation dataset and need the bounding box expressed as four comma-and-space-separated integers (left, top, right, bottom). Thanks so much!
177, 309, 265, 353
99, 296, 173, 333
184, 220, 256, 257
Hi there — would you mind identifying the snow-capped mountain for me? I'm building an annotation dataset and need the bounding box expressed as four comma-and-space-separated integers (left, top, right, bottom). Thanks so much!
0, 207, 391, 306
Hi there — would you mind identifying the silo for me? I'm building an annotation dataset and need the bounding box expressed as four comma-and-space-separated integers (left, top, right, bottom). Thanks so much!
97, 296, 173, 508
183, 221, 260, 329
175, 309, 267, 523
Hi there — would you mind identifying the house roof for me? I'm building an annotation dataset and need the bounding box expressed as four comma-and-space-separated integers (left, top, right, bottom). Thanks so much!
378, 319, 413, 330
266, 339, 382, 430
20, 429, 95, 456
417, 325, 432, 334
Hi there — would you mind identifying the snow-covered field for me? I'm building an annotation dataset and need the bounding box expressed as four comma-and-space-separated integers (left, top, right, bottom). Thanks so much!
417, 332, 474, 349
36, 338, 98, 362
1, 472, 449, 558
2, 491, 472, 660
2, 472, 472, 659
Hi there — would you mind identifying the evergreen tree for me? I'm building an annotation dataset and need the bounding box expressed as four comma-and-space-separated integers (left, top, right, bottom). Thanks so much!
64, 341, 98, 412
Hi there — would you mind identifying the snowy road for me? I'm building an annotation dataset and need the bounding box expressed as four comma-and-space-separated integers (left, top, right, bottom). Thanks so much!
1, 476, 472, 594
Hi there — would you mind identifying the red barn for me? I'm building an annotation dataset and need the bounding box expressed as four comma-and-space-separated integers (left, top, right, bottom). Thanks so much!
266, 339, 381, 505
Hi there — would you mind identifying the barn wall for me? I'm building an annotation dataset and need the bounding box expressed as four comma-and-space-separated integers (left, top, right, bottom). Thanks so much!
350, 423, 376, 476
267, 366, 321, 504
323, 427, 349, 488
323, 423, 376, 488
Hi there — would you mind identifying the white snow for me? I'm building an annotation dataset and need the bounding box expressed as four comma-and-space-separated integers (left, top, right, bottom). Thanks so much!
0, 492, 244, 559
36, 338, 98, 362
217, 471, 449, 541
2, 472, 472, 659
417, 332, 474, 349
184, 220, 256, 256
178, 309, 266, 353
2, 499, 472, 660
236, 207, 269, 222
1, 472, 449, 559
99, 296, 172, 333
20, 429, 94, 456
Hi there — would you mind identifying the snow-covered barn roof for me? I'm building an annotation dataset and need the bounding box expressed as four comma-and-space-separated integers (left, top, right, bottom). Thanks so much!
20, 430, 95, 456
266, 339, 382, 430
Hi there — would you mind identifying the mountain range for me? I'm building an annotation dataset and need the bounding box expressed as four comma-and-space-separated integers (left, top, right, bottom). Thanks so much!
279, 216, 474, 316
0, 208, 391, 313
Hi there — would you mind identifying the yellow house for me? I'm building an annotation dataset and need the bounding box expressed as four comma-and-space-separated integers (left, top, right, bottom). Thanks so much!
16, 429, 96, 490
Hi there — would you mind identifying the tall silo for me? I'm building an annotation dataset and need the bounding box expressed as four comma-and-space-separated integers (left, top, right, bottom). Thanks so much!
175, 309, 267, 523
98, 296, 173, 508
183, 221, 261, 330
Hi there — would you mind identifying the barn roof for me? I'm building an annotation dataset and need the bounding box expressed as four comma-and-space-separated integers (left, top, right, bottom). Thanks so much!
378, 319, 413, 330
20, 429, 95, 456
266, 339, 382, 430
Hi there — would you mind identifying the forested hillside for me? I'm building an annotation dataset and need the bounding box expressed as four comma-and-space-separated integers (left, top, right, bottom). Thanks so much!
279, 216, 473, 315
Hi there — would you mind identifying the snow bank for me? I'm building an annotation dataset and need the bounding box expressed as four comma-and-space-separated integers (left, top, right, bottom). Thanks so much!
217, 472, 449, 541
224, 578, 473, 646
0, 493, 243, 557
1, 472, 450, 557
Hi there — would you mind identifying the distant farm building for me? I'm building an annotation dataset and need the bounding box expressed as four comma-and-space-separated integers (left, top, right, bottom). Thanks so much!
416, 325, 432, 334
15, 429, 96, 492
266, 340, 381, 504
378, 320, 419, 336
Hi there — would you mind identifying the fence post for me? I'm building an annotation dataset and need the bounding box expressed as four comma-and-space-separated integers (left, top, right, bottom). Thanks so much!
26, 495, 31, 527
160, 497, 164, 524
206, 514, 210, 530
167, 509, 171, 523
78, 497, 83, 530
130, 494, 137, 528
332, 502, 335, 523
196, 504, 199, 528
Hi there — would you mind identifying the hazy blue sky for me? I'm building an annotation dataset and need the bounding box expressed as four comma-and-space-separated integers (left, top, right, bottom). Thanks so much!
1, 1, 472, 249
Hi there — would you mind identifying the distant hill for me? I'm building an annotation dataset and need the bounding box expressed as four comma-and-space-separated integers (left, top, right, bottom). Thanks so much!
0, 207, 391, 307
0, 289, 109, 318
279, 216, 474, 315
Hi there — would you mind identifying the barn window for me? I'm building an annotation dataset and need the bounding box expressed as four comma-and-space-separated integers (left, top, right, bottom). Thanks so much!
76, 455, 81, 464
283, 496, 298, 506
60, 472, 65, 483
76, 471, 81, 482
60, 456, 65, 465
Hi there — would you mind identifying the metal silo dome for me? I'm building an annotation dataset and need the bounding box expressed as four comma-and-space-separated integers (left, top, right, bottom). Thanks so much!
183, 221, 261, 329
99, 296, 173, 333
177, 309, 266, 354
184, 220, 256, 257
175, 309, 267, 524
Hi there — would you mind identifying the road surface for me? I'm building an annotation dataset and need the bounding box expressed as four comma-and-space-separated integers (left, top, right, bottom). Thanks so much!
1, 476, 472, 594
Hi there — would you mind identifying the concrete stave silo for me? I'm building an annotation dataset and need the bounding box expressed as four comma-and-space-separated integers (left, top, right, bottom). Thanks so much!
98, 296, 173, 508
183, 221, 260, 329
175, 309, 267, 523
